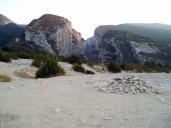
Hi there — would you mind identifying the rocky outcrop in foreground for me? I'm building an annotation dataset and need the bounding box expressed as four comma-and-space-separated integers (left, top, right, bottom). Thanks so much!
25, 14, 84, 56
96, 77, 160, 94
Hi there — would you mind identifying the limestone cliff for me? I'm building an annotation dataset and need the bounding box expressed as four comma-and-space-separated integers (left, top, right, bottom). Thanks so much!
85, 28, 145, 64
25, 14, 84, 56
85, 25, 170, 64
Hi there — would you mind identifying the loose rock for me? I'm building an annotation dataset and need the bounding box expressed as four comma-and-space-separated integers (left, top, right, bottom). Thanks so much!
96, 77, 160, 94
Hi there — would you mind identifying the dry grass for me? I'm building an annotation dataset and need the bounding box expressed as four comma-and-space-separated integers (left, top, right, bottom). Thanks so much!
0, 74, 12, 82
14, 68, 36, 79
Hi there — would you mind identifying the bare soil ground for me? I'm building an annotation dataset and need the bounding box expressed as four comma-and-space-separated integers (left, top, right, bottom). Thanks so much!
0, 59, 171, 128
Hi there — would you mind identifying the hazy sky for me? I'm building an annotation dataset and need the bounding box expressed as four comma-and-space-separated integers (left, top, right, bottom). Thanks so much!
0, 0, 171, 38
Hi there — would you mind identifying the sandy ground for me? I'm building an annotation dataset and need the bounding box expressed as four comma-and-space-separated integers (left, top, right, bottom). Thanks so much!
0, 59, 171, 128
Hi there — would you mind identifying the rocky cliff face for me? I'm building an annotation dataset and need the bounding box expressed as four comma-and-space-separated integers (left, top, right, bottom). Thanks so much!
85, 28, 143, 64
87, 25, 171, 64
0, 14, 13, 25
25, 14, 84, 56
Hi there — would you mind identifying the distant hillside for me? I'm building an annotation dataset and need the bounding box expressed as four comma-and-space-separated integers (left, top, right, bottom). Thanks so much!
0, 14, 13, 25
0, 23, 24, 46
85, 24, 171, 64
0, 14, 84, 57
96, 23, 171, 43
0, 14, 24, 46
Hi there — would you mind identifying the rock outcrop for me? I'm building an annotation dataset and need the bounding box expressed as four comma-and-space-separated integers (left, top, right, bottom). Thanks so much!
25, 14, 84, 56
0, 14, 13, 25
85, 28, 143, 64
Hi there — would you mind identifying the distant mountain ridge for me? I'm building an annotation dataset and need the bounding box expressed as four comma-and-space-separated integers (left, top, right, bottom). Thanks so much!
0, 13, 171, 64
85, 23, 171, 64
0, 23, 24, 46
96, 23, 171, 43
0, 14, 84, 57
0, 14, 24, 47
0, 14, 13, 25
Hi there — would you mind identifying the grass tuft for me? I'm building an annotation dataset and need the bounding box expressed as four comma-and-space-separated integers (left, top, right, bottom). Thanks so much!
0, 74, 12, 82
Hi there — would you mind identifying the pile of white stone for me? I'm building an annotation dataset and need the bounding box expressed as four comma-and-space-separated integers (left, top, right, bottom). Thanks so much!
96, 77, 160, 94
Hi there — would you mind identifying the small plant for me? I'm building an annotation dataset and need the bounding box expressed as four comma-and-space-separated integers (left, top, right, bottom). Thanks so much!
0, 51, 11, 62
36, 55, 65, 78
85, 70, 95, 74
107, 62, 121, 73
0, 74, 12, 82
72, 64, 85, 73
120, 64, 134, 71
86, 61, 95, 67
32, 58, 42, 68
63, 55, 83, 64
31, 55, 44, 68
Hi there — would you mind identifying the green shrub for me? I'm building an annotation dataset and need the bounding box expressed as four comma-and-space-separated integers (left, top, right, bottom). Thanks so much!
162, 68, 170, 73
0, 74, 12, 82
72, 64, 85, 73
107, 62, 121, 73
32, 54, 51, 68
120, 64, 134, 71
2, 52, 18, 60
144, 60, 156, 68
0, 51, 11, 62
32, 55, 44, 68
85, 70, 95, 74
2, 43, 47, 59
32, 58, 42, 68
120, 62, 171, 73
36, 55, 65, 78
18, 52, 32, 59
63, 55, 83, 64
86, 61, 96, 67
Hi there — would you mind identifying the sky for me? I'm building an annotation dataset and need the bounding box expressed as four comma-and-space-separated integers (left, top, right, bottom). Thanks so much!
0, 0, 171, 38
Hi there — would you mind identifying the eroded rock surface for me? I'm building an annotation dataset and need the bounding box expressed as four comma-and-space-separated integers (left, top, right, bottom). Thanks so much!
25, 14, 84, 56
85, 29, 143, 64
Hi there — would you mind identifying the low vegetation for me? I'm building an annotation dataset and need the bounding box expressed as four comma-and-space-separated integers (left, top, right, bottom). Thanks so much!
0, 50, 11, 62
1, 45, 170, 75
14, 68, 36, 79
35, 55, 65, 78
1, 42, 46, 59
31, 54, 48, 68
61, 55, 84, 65
15, 71, 35, 79
107, 62, 121, 73
105, 60, 171, 73
72, 64, 95, 74
72, 64, 85, 73
85, 70, 95, 74
0, 74, 12, 82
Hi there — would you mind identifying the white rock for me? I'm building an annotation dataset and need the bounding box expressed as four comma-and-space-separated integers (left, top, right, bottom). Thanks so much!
96, 77, 160, 94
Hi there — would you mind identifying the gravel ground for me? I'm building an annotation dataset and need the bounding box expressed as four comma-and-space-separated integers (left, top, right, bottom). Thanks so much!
0, 59, 171, 128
